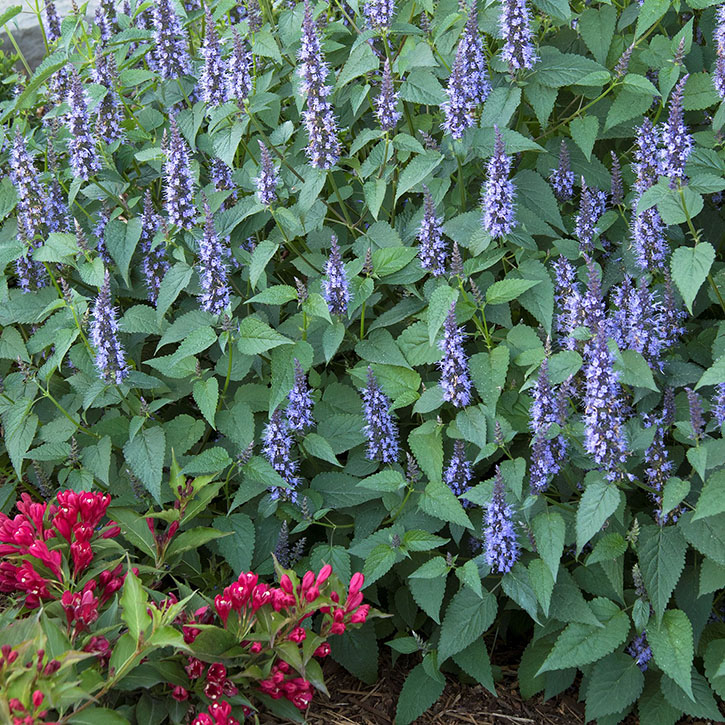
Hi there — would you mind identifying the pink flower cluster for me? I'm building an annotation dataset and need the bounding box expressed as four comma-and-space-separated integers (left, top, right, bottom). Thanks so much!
0, 491, 120, 608
192, 700, 248, 725
2, 648, 62, 724
258, 659, 314, 710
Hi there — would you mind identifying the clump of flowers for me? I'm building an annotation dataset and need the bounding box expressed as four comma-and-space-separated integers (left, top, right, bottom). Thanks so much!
439, 303, 472, 407
481, 126, 516, 238
362, 366, 399, 463
483, 467, 520, 573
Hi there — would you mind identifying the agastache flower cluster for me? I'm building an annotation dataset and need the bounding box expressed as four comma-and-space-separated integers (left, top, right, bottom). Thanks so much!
444, 440, 473, 503
459, 5, 491, 106
228, 29, 252, 103
714, 5, 725, 99
549, 140, 574, 202
323, 235, 350, 316
254, 141, 280, 206
44, 0, 62, 41
660, 74, 692, 187
552, 256, 584, 349
374, 59, 401, 132
575, 179, 602, 254
92, 46, 123, 144
500, 0, 537, 73
417, 186, 447, 276
287, 359, 315, 432
627, 632, 653, 672
66, 66, 101, 180
442, 44, 476, 139
263, 408, 300, 501
152, 0, 191, 79
362, 366, 399, 463
8, 131, 47, 242
198, 197, 231, 315
91, 269, 130, 384
139, 190, 169, 305
164, 118, 196, 230
210, 158, 237, 209
200, 4, 228, 106
483, 467, 520, 574
363, 0, 395, 30
481, 126, 516, 238
297, 0, 341, 168
439, 304, 473, 407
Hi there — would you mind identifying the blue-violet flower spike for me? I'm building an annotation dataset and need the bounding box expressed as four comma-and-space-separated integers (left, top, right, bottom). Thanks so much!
91, 269, 129, 384
287, 359, 315, 432
439, 303, 473, 408
323, 235, 349, 316
362, 366, 399, 463
263, 408, 300, 502
66, 66, 102, 180
481, 126, 516, 238
255, 140, 280, 207
164, 118, 196, 231
417, 186, 447, 276
484, 467, 520, 573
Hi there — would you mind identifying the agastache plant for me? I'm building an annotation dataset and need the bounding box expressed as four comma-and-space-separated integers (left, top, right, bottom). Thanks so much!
484, 467, 519, 574
200, 4, 228, 106
44, 0, 62, 42
610, 151, 623, 206
8, 131, 47, 242
549, 140, 574, 202
164, 118, 196, 230
552, 256, 583, 349
66, 66, 102, 180
439, 304, 473, 408
90, 269, 129, 384
363, 0, 394, 30
210, 158, 238, 209
323, 235, 349, 316
374, 59, 401, 132
362, 367, 399, 463
442, 44, 475, 140
459, 4, 491, 106
444, 440, 473, 503
152, 0, 191, 79
254, 141, 280, 207
263, 409, 300, 501
481, 126, 516, 238
139, 191, 168, 305
417, 186, 446, 276
712, 383, 725, 427
575, 179, 599, 254
500, 0, 537, 74
197, 196, 231, 315
45, 130, 71, 233
92, 46, 123, 144
660, 74, 692, 187
228, 29, 253, 103
297, 0, 341, 168
715, 5, 725, 98
287, 360, 315, 432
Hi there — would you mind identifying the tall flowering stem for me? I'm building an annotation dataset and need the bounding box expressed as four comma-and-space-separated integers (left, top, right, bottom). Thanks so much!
228, 29, 253, 103
460, 5, 491, 106
297, 0, 341, 168
362, 367, 399, 463
439, 304, 472, 408
575, 179, 599, 255
198, 197, 231, 315
323, 235, 349, 316
91, 270, 129, 384
715, 5, 725, 99
374, 59, 401, 132
481, 126, 516, 238
140, 191, 168, 305
444, 440, 473, 503
44, 0, 62, 42
287, 360, 315, 433
9, 132, 47, 242
552, 256, 583, 350
255, 141, 280, 207
66, 66, 101, 181
92, 46, 123, 144
152, 0, 191, 79
484, 467, 519, 574
263, 409, 300, 501
442, 45, 475, 140
200, 4, 228, 106
660, 74, 692, 187
164, 119, 196, 231
500, 0, 537, 74
550, 140, 573, 202
417, 186, 446, 276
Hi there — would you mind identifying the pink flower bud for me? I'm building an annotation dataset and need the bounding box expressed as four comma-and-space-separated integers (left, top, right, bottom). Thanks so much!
349, 604, 370, 624
316, 564, 332, 586
304, 586, 319, 602
349, 572, 364, 595
279, 574, 294, 594
314, 642, 331, 658
301, 570, 315, 591
250, 641, 262, 654
288, 627, 306, 643
32, 691, 44, 709
171, 685, 189, 702
214, 594, 232, 626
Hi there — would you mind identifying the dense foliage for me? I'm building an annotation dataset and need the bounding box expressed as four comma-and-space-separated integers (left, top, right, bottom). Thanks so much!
0, 0, 724, 720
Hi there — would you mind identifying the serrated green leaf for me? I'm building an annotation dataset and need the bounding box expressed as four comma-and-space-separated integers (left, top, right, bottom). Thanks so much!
680, 511, 725, 565
409, 568, 447, 623
438, 587, 497, 663
120, 567, 150, 641
486, 278, 540, 305
532, 510, 565, 581
237, 316, 292, 356
648, 610, 694, 700
123, 427, 166, 503
576, 476, 623, 554
395, 663, 445, 725
452, 638, 496, 695
193, 378, 218, 429
409, 419, 444, 483
585, 654, 645, 721
704, 639, 725, 699
362, 544, 397, 587
211, 513, 255, 573
695, 354, 725, 391
395, 151, 443, 201
638, 525, 686, 623
578, 5, 617, 64
569, 116, 599, 162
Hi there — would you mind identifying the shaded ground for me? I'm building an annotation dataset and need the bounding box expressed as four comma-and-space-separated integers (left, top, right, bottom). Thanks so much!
261, 656, 723, 725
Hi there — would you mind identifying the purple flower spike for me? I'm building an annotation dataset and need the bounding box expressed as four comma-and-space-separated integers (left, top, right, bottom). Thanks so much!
198, 196, 231, 315
583, 326, 628, 480
323, 235, 349, 316
484, 466, 519, 574
91, 269, 129, 384
92, 46, 124, 144
460, 4, 491, 106
552, 256, 583, 350
444, 439, 473, 503
500, 0, 537, 74
210, 158, 238, 210
140, 191, 168, 305
644, 423, 677, 524
164, 118, 196, 231
660, 74, 692, 187
439, 303, 473, 408
715, 6, 725, 98
363, 0, 394, 30
44, 0, 62, 42
627, 632, 653, 672
686, 387, 704, 442
712, 382, 725, 427
228, 29, 252, 103
442, 44, 476, 140
200, 4, 228, 107
550, 140, 574, 202
575, 179, 601, 255
375, 59, 401, 132
297, 0, 341, 168
610, 151, 623, 206
263, 408, 300, 502
481, 126, 516, 238
9, 132, 47, 242
287, 359, 315, 432
362, 366, 399, 463
417, 186, 446, 276
15, 226, 48, 293
255, 140, 280, 207
152, 0, 191, 79
66, 66, 101, 181
93, 205, 111, 264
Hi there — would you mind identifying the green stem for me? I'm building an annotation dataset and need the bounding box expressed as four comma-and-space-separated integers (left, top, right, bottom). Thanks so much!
220, 331, 234, 403
360, 301, 366, 339
328, 171, 353, 227
2, 26, 32, 76
36, 383, 101, 440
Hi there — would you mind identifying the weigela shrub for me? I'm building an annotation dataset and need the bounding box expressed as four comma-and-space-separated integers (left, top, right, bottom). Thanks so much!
0, 0, 725, 722
0, 489, 371, 722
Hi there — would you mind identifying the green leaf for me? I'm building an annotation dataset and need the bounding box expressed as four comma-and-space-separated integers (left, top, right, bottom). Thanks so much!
409, 565, 447, 623
615, 349, 658, 391
249, 240, 279, 290
363, 544, 397, 587
638, 677, 683, 725
704, 639, 725, 699
211, 513, 255, 573
169, 325, 217, 365
193, 378, 218, 429
670, 243, 715, 315
585, 654, 645, 721
605, 88, 656, 131
120, 568, 151, 641
648, 610, 694, 700
538, 597, 629, 673
395, 663, 445, 725
532, 0, 570, 22
661, 670, 722, 720
637, 525, 686, 623
453, 638, 496, 695
438, 587, 497, 663
534, 47, 609, 88
237, 316, 292, 356
322, 320, 345, 362
469, 346, 509, 410
578, 5, 617, 64
105, 218, 142, 286
68, 708, 130, 725
532, 510, 565, 581
693, 469, 725, 520
409, 420, 444, 483
486, 278, 540, 305
516, 259, 555, 334
337, 41, 379, 88
680, 511, 725, 565
399, 69, 445, 105
636, 0, 670, 38
252, 29, 282, 62
182, 447, 232, 475
372, 247, 419, 277
165, 526, 229, 558
682, 72, 720, 111
363, 178, 386, 220
123, 427, 166, 503
247, 285, 297, 305
699, 557, 725, 597
395, 151, 443, 201
480, 87, 522, 129
502, 562, 540, 623
302, 433, 342, 467
455, 405, 488, 451
569, 116, 599, 162
576, 476, 623, 553
155, 263, 193, 322
0, 6, 21, 26
515, 169, 564, 230
695, 354, 725, 390
428, 284, 458, 345
419, 480, 472, 529
2, 399, 38, 477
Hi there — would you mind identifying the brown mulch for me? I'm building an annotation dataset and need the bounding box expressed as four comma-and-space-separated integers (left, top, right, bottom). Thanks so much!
260, 655, 721, 725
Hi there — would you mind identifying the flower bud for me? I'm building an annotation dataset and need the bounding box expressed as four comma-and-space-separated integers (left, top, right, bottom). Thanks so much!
316, 564, 332, 586
349, 572, 364, 595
